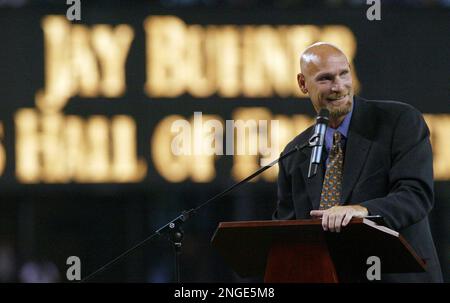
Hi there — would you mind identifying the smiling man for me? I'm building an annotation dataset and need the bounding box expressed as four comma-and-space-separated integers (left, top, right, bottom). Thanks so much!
273, 42, 443, 282
298, 43, 354, 127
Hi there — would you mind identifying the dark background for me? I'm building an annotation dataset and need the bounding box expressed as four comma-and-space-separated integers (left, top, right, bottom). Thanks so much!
0, 0, 449, 282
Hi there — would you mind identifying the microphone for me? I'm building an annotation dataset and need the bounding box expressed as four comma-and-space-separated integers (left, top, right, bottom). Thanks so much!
308, 108, 329, 178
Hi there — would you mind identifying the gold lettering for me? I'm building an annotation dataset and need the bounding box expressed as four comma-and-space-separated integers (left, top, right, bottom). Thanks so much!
111, 116, 147, 182
85, 116, 110, 182
258, 114, 314, 181
65, 115, 88, 181
36, 16, 73, 113
15, 109, 145, 183
214, 26, 240, 97
255, 26, 292, 97
231, 108, 273, 181
185, 26, 216, 97
151, 114, 221, 182
37, 16, 133, 112
231, 109, 314, 182
151, 115, 190, 182
15, 109, 41, 183
41, 112, 67, 182
71, 25, 101, 97
144, 16, 359, 98
424, 114, 450, 181
241, 26, 271, 97
92, 25, 135, 97
144, 16, 186, 97
190, 114, 222, 182
0, 122, 5, 176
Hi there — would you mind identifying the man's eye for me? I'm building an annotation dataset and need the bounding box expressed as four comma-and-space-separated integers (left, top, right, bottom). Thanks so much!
340, 71, 349, 76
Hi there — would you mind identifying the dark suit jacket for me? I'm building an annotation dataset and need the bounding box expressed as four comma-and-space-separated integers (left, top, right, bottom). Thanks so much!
273, 96, 443, 282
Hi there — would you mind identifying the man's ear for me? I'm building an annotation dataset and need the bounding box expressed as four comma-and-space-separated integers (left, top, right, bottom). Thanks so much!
297, 73, 308, 94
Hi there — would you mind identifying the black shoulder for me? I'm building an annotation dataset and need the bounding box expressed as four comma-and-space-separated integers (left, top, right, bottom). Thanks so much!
360, 98, 423, 118
354, 97, 425, 128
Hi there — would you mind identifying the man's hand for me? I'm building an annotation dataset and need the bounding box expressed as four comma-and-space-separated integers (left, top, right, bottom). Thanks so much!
310, 205, 369, 232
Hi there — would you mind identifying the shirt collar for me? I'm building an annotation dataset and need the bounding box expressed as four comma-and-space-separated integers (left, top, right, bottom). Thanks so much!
324, 100, 354, 152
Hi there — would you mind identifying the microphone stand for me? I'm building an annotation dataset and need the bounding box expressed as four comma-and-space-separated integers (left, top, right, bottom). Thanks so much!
81, 138, 318, 283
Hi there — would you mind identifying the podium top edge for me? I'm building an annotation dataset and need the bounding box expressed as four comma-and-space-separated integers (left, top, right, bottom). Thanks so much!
216, 217, 398, 235
218, 218, 367, 228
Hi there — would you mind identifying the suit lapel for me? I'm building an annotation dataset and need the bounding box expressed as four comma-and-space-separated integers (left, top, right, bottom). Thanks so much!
299, 136, 326, 210
341, 130, 371, 203
341, 97, 373, 203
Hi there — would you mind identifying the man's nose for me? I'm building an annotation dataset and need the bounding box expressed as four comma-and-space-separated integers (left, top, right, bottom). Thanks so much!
331, 79, 344, 92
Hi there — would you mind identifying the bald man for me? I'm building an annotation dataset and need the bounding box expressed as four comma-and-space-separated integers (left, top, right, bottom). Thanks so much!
273, 42, 443, 282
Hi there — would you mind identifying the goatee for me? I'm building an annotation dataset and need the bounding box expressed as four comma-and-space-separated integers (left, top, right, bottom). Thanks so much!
328, 100, 352, 120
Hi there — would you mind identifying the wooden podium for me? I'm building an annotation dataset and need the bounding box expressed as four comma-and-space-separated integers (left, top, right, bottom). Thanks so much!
211, 218, 426, 282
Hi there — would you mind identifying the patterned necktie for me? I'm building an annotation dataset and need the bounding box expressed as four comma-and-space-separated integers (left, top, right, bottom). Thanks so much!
319, 131, 344, 210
